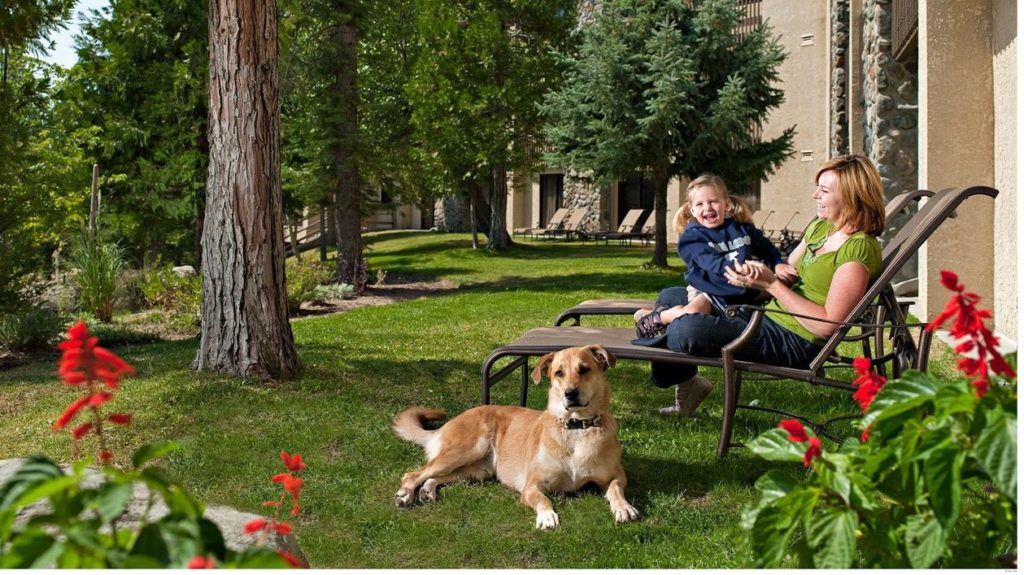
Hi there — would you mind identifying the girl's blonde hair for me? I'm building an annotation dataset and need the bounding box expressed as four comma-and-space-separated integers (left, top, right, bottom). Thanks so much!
815, 154, 886, 236
673, 174, 752, 234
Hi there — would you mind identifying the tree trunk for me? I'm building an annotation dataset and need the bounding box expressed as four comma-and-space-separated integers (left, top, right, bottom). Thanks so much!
650, 168, 670, 267
330, 7, 366, 293
487, 161, 511, 250
195, 0, 299, 380
469, 181, 480, 249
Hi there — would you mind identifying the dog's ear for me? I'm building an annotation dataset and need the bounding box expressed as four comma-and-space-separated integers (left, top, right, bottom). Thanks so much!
531, 352, 555, 384
586, 344, 615, 371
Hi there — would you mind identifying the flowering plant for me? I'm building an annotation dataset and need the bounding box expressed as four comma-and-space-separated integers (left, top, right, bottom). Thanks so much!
742, 271, 1016, 568
0, 322, 307, 568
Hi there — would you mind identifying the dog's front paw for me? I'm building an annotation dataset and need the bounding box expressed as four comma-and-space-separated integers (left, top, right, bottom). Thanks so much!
612, 503, 640, 523
394, 488, 416, 508
535, 510, 560, 530
418, 479, 438, 504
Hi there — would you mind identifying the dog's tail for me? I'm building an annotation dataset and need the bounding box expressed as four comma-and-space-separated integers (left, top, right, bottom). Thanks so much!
392, 407, 447, 446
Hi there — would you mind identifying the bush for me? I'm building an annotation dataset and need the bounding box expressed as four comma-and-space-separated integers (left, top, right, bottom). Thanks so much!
312, 282, 355, 301
0, 307, 64, 352
743, 271, 1017, 568
286, 261, 333, 312
68, 234, 126, 322
133, 265, 201, 329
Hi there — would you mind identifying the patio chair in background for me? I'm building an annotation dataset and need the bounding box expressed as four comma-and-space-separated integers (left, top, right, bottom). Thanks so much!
479, 185, 999, 458
585, 208, 646, 244
550, 208, 588, 240
515, 207, 569, 239
626, 211, 658, 245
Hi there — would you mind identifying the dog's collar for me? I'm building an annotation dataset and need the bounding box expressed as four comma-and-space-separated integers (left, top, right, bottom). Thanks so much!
561, 414, 601, 430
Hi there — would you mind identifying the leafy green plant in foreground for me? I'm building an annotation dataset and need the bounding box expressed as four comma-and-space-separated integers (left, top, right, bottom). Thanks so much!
743, 271, 1017, 568
0, 322, 307, 568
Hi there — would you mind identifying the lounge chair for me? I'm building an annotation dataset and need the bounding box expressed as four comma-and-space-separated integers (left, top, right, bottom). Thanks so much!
585, 209, 646, 244
626, 211, 658, 245
550, 208, 588, 240
515, 208, 569, 239
480, 185, 999, 458
553, 189, 937, 327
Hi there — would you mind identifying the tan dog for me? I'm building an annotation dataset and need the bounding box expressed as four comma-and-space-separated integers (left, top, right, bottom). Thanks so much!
392, 344, 639, 530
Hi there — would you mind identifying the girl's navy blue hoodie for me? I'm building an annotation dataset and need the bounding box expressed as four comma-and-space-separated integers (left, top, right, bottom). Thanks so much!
677, 217, 783, 303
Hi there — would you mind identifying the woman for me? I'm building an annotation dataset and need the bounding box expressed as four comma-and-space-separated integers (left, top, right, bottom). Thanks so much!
644, 154, 886, 417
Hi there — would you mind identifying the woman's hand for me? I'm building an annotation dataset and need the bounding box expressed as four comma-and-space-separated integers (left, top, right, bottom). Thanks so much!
774, 263, 799, 285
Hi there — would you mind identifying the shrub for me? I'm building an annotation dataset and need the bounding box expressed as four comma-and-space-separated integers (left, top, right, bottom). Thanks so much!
67, 235, 126, 322
0, 307, 64, 352
0, 322, 309, 568
133, 265, 201, 329
743, 271, 1017, 568
311, 283, 355, 301
286, 261, 333, 312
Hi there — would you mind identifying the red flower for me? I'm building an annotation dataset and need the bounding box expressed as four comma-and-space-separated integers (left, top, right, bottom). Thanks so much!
187, 555, 216, 569
802, 437, 822, 467
99, 451, 113, 463
273, 473, 305, 516
277, 550, 306, 568
273, 522, 293, 535
53, 396, 90, 430
107, 413, 132, 425
244, 518, 268, 534
281, 451, 306, 472
779, 419, 808, 443
851, 356, 887, 413
927, 270, 1016, 398
71, 422, 93, 439
860, 427, 871, 443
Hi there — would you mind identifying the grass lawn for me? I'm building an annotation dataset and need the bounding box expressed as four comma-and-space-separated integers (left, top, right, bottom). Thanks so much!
0, 231, 965, 568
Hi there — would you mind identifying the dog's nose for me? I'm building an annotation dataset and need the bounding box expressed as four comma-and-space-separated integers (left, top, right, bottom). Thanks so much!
564, 388, 579, 403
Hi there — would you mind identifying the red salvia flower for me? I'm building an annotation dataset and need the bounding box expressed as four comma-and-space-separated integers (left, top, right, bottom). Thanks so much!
53, 396, 90, 430
802, 437, 822, 467
851, 356, 887, 413
71, 422, 93, 439
273, 522, 293, 535
107, 413, 132, 425
927, 270, 1015, 397
779, 419, 808, 443
263, 501, 281, 507
99, 451, 113, 463
244, 518, 268, 534
860, 427, 871, 443
187, 555, 216, 569
277, 550, 306, 568
281, 451, 306, 472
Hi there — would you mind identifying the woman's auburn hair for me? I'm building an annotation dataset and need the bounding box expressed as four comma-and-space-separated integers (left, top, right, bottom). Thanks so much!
674, 174, 753, 234
816, 154, 886, 236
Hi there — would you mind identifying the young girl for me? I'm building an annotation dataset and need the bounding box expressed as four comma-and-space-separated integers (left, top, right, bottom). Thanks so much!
634, 174, 798, 339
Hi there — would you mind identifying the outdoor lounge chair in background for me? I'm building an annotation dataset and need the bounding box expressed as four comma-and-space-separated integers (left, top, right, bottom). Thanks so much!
585, 209, 646, 244
626, 211, 658, 245
549, 208, 588, 240
479, 185, 999, 458
552, 188, 938, 327
514, 207, 569, 239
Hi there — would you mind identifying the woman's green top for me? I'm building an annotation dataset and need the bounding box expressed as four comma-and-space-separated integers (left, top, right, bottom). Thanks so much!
764, 218, 882, 344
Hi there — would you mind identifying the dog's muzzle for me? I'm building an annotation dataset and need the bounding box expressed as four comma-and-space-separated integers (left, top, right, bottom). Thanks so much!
563, 388, 587, 409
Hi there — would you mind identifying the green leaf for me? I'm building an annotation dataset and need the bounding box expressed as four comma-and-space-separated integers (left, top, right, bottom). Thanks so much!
807, 508, 858, 568
922, 444, 963, 530
863, 370, 939, 429
0, 527, 60, 568
130, 523, 170, 565
817, 454, 852, 504
973, 409, 1017, 501
746, 428, 806, 463
753, 470, 799, 506
9, 476, 78, 511
94, 481, 134, 523
904, 511, 946, 568
132, 441, 180, 469
750, 488, 818, 567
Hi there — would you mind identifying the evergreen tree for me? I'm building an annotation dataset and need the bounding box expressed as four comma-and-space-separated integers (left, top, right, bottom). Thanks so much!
542, 0, 793, 266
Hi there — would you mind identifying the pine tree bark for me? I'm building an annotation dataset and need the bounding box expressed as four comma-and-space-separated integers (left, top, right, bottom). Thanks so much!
487, 161, 511, 250
331, 5, 366, 291
195, 0, 299, 380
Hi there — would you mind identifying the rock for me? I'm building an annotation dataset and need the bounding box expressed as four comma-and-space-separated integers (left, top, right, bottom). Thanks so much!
172, 265, 196, 277
0, 458, 307, 566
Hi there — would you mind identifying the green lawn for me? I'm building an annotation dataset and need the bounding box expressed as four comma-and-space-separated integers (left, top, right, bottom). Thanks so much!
0, 231, 962, 568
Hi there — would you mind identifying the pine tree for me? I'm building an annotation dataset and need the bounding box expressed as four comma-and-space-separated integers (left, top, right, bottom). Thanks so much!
542, 0, 793, 266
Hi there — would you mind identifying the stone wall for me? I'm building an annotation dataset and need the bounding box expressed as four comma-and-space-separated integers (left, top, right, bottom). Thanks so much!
561, 176, 603, 232
861, 0, 919, 283
432, 196, 470, 232
831, 0, 850, 155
